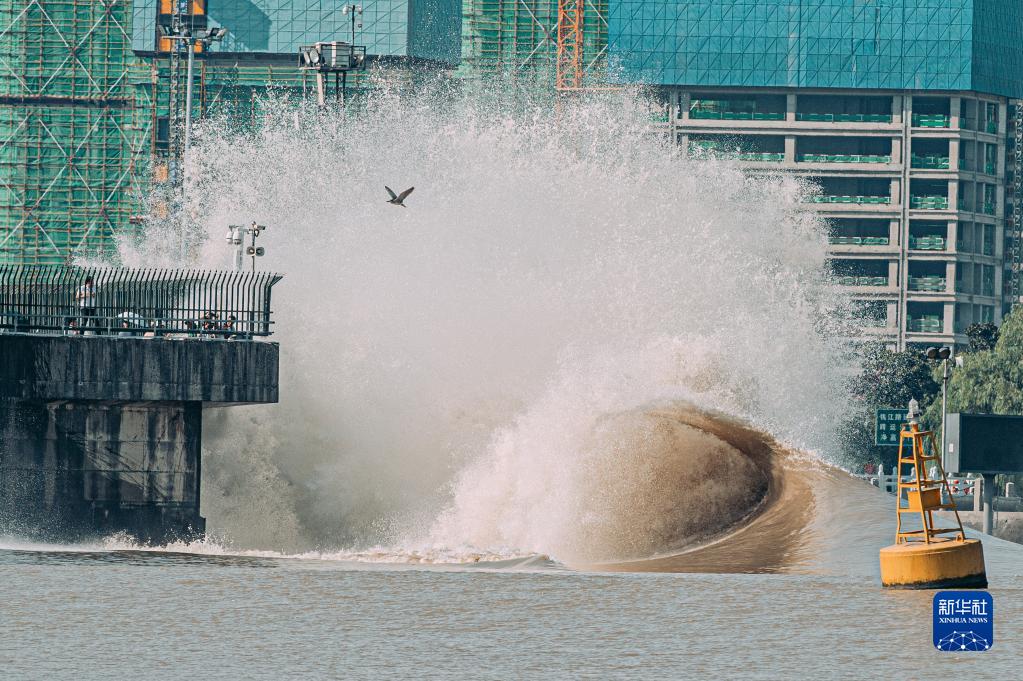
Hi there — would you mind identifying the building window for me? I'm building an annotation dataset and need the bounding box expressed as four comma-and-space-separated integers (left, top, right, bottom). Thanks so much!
155, 116, 170, 152
983, 224, 995, 256
907, 302, 943, 333
853, 300, 887, 327
831, 259, 888, 287
828, 219, 890, 245
982, 265, 995, 297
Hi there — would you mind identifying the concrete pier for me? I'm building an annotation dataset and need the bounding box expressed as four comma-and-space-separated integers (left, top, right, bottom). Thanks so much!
0, 334, 278, 543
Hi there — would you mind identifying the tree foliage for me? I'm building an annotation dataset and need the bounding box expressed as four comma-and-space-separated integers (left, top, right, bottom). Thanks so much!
924, 306, 1023, 427
838, 343, 940, 470
965, 322, 999, 352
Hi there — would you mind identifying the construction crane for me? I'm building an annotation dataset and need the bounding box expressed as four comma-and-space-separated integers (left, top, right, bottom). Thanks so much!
556, 0, 584, 90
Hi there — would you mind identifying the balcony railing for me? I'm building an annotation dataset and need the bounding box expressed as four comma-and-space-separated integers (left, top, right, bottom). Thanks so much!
912, 113, 951, 128
910, 195, 949, 210
828, 236, 890, 246
806, 195, 891, 205
908, 276, 947, 292
0, 266, 283, 337
907, 317, 943, 333
836, 275, 888, 287
911, 155, 950, 169
718, 152, 785, 162
908, 235, 946, 250
798, 153, 890, 164
689, 110, 785, 121
795, 113, 892, 123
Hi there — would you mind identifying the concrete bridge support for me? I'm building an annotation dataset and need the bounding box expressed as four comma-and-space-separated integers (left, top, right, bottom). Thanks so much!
0, 335, 278, 543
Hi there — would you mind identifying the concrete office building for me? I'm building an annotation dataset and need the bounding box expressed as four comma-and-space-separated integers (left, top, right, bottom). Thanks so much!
609, 0, 1023, 348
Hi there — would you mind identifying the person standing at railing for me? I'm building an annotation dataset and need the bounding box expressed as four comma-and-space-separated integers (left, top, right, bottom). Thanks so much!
76, 276, 97, 333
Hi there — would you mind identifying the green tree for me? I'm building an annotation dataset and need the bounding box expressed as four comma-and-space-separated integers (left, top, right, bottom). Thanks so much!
838, 343, 940, 471
965, 322, 999, 352
924, 306, 1023, 426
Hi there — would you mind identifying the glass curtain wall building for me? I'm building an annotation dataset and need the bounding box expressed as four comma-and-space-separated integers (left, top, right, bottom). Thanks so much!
609, 0, 1023, 349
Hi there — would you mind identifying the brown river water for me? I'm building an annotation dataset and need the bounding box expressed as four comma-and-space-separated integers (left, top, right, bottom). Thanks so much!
1, 410, 1020, 679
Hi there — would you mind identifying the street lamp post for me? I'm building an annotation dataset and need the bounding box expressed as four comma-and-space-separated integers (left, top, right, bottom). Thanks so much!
159, 24, 227, 160
157, 23, 226, 262
925, 346, 957, 471
341, 5, 363, 47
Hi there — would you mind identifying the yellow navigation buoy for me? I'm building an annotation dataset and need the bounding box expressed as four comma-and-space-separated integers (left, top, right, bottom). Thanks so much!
879, 411, 987, 589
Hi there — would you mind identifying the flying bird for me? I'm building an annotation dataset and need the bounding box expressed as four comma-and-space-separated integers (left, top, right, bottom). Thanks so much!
385, 185, 415, 207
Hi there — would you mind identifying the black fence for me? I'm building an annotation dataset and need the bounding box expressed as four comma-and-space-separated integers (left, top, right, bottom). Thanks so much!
0, 267, 283, 338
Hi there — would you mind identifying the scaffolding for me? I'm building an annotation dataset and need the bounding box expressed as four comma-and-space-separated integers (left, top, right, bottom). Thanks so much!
460, 0, 607, 87
0, 0, 149, 265
1011, 101, 1023, 307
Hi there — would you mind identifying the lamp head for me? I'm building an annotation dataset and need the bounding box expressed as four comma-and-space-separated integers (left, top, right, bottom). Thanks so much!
925, 347, 939, 360
938, 347, 951, 360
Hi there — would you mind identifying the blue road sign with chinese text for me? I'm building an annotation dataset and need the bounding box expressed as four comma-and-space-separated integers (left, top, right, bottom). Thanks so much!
875, 408, 909, 446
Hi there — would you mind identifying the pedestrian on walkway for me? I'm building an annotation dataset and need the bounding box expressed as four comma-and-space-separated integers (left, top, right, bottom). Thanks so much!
76, 276, 97, 332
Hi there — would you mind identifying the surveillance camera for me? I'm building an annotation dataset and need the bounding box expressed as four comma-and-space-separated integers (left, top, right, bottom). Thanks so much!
246, 246, 256, 255
255, 247, 265, 257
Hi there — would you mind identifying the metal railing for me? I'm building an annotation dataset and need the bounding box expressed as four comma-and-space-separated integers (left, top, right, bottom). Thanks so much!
0, 267, 283, 338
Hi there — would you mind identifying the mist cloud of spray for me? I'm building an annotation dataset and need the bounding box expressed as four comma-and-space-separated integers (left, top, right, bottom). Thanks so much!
123, 80, 854, 560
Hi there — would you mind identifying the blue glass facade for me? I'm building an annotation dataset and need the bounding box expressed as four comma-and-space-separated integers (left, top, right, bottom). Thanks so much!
132, 0, 460, 63
608, 0, 1023, 97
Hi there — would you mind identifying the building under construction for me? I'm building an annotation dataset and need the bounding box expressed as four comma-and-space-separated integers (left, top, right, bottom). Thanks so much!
0, 1, 607, 266
0, 0, 148, 265
459, 0, 607, 89
0, 1, 462, 266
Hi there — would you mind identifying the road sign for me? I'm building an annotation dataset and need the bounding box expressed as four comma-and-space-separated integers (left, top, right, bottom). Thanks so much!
875, 408, 909, 446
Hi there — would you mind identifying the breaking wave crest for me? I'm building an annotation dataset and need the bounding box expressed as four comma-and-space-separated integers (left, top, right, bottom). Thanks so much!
111, 79, 856, 565
429, 405, 772, 563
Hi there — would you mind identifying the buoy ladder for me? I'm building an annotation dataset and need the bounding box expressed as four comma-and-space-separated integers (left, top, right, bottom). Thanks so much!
894, 423, 967, 544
